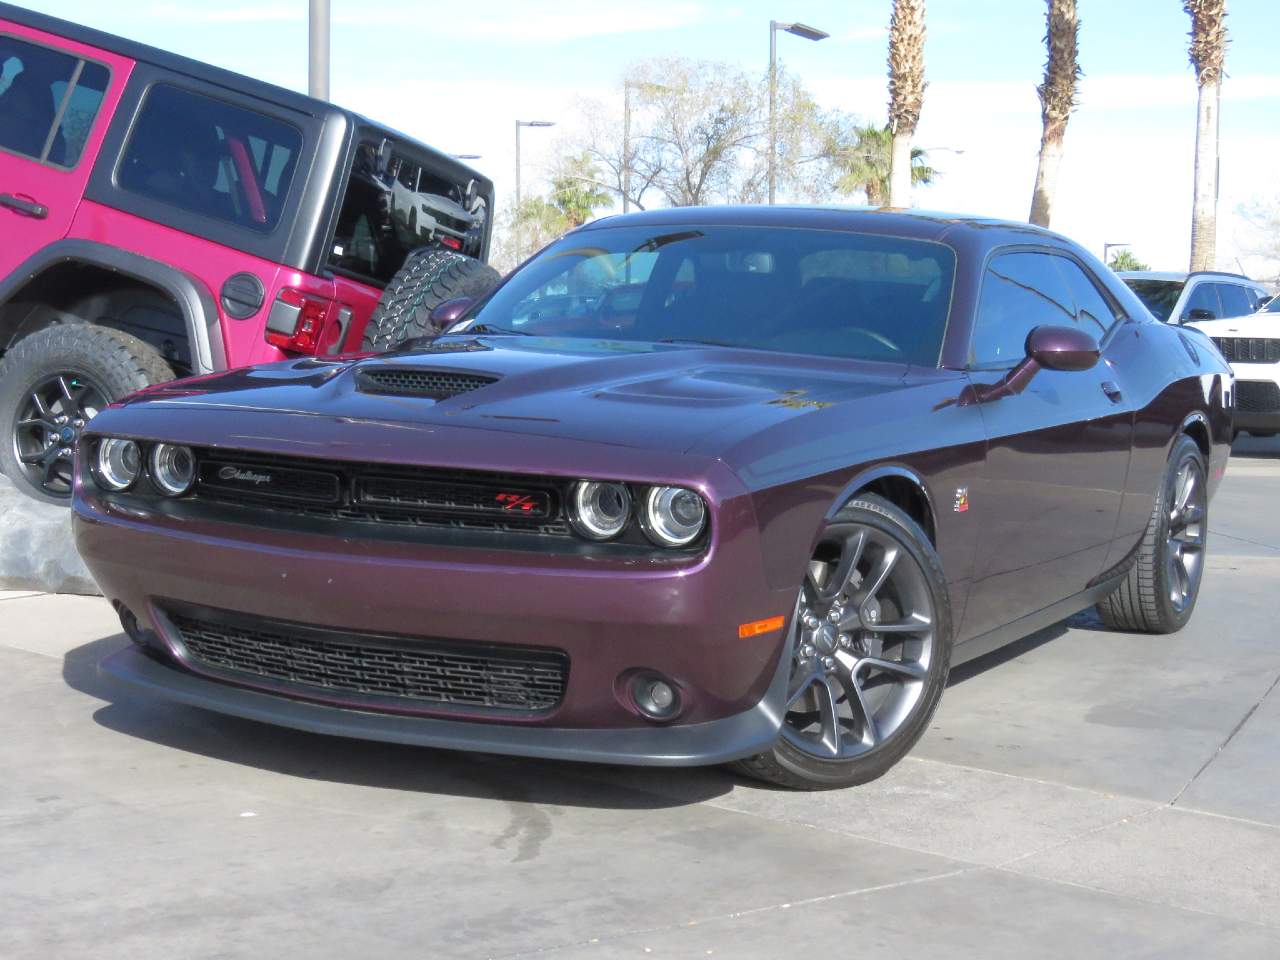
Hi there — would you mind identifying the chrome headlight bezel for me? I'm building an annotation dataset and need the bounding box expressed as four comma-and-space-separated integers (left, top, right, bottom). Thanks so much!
91, 438, 142, 492
639, 485, 708, 548
567, 480, 632, 541
149, 443, 196, 497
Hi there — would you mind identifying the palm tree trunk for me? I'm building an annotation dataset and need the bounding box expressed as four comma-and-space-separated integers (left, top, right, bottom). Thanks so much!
1189, 78, 1219, 270
1028, 0, 1079, 228
889, 135, 912, 208
887, 0, 926, 209
1028, 132, 1063, 227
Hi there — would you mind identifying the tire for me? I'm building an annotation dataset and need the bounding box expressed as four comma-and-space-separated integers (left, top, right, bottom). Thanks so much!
361, 248, 500, 352
1097, 435, 1207, 634
734, 494, 953, 790
0, 324, 174, 504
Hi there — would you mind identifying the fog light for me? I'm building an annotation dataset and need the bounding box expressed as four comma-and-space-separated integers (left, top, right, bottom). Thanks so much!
630, 673, 681, 721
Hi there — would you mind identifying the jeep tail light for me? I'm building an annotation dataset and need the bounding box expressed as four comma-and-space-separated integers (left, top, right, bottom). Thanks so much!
265, 288, 351, 355
438, 235, 463, 251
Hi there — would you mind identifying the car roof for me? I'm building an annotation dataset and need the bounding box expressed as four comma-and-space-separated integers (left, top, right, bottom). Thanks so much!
1118, 269, 1263, 286
579, 205, 1074, 247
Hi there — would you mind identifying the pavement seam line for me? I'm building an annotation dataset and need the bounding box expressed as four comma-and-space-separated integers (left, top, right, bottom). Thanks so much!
1170, 667, 1280, 807
485, 863, 983, 960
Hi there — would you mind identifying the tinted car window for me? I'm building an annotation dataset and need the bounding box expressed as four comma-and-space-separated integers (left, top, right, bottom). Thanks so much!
457, 225, 956, 366
1217, 283, 1254, 318
0, 36, 108, 166
1124, 279, 1182, 322
117, 84, 301, 233
1055, 257, 1116, 334
1181, 282, 1220, 320
970, 252, 1077, 368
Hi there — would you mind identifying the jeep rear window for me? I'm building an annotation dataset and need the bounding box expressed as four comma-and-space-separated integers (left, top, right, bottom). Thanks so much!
0, 35, 109, 167
117, 83, 301, 234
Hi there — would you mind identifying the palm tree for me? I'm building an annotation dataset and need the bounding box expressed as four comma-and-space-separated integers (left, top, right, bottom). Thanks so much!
887, 0, 926, 207
832, 124, 934, 206
1185, 0, 1227, 271
1029, 0, 1081, 227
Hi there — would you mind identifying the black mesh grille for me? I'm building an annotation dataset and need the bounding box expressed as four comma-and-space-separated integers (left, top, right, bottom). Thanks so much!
1236, 380, 1280, 414
167, 607, 568, 713
355, 367, 497, 399
192, 450, 571, 537
1213, 337, 1280, 364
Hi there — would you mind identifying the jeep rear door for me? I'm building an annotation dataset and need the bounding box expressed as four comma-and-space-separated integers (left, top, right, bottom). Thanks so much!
0, 23, 129, 278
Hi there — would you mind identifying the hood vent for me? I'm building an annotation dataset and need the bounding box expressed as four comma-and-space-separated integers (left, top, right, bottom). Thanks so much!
355, 367, 498, 400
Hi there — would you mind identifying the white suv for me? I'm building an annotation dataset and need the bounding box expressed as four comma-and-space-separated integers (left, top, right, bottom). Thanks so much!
1118, 270, 1269, 325
1185, 296, 1280, 437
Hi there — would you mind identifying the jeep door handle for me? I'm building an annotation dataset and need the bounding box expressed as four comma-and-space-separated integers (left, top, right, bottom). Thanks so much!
0, 193, 48, 218
1101, 380, 1123, 403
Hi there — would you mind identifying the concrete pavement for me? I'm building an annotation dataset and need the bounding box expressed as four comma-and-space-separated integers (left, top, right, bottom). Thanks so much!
2, 439, 1279, 958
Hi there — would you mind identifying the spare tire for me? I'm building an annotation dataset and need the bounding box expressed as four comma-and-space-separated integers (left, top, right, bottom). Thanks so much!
0, 324, 174, 504
362, 248, 501, 352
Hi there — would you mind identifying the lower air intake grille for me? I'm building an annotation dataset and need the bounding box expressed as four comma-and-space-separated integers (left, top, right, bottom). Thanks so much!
167, 607, 569, 713
1236, 380, 1280, 414
355, 367, 497, 399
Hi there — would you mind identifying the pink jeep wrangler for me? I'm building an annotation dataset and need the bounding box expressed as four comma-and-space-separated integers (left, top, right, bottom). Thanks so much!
0, 2, 498, 503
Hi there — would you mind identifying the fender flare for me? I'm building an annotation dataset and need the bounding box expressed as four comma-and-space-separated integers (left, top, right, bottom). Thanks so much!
823, 462, 938, 532
0, 240, 225, 374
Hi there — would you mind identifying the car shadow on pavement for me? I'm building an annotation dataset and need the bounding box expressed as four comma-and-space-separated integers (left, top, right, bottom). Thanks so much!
61, 634, 738, 810
947, 620, 1071, 685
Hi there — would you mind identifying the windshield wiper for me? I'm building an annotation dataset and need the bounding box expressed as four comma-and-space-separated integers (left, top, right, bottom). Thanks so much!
658, 337, 741, 349
460, 323, 532, 336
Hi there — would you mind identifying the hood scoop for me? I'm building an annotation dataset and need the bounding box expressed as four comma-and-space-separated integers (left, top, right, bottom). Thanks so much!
355, 366, 498, 400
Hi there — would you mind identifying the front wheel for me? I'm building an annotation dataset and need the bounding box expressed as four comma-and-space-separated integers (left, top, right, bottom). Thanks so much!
735, 495, 952, 790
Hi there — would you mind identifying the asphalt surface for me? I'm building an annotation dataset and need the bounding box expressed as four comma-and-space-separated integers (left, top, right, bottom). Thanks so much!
3, 437, 1279, 958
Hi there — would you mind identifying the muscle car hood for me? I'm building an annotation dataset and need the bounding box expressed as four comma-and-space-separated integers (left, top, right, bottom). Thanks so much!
118, 337, 915, 456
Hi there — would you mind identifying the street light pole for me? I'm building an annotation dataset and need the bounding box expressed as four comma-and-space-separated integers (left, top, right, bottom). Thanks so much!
768, 20, 828, 205
308, 0, 329, 101
514, 119, 555, 262
623, 82, 632, 214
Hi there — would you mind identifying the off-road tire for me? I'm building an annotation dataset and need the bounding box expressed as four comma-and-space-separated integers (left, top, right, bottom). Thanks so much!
0, 324, 174, 504
733, 494, 953, 790
361, 248, 500, 352
1097, 435, 1207, 633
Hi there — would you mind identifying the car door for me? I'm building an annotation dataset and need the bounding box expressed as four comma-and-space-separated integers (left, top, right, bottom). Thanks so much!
1216, 282, 1254, 320
0, 31, 113, 278
960, 250, 1133, 640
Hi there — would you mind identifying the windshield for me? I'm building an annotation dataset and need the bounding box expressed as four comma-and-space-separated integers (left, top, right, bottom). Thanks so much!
456, 225, 956, 366
1123, 278, 1183, 322
1265, 295, 1279, 314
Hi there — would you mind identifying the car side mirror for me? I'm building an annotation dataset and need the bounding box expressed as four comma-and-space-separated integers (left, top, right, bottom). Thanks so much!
1184, 308, 1216, 322
428, 297, 474, 333
960, 325, 1100, 406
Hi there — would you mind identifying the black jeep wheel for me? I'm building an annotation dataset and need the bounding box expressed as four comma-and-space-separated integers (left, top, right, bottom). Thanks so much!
361, 248, 501, 352
0, 325, 174, 504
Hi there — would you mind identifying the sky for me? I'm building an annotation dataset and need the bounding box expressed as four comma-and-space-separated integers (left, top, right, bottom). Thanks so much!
17, 0, 1280, 276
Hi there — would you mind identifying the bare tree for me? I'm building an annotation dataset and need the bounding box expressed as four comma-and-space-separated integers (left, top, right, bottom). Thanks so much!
887, 0, 926, 208
574, 94, 665, 211
1185, 0, 1228, 271
1237, 195, 1280, 283
1029, 0, 1081, 227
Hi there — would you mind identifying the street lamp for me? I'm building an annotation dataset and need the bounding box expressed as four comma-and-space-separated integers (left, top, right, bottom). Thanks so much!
515, 119, 555, 261
308, 0, 329, 100
769, 19, 828, 205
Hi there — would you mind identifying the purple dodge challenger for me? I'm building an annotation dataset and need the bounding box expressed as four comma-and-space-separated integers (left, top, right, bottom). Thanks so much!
74, 208, 1232, 789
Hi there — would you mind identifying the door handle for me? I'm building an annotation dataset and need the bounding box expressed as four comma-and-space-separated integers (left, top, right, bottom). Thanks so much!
1101, 380, 1123, 403
0, 193, 49, 219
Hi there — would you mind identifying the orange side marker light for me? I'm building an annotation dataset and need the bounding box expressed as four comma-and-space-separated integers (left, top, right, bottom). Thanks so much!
738, 615, 786, 639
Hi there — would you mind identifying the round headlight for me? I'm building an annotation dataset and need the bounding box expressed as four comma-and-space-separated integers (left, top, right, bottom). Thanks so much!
640, 486, 707, 547
150, 443, 196, 496
93, 438, 141, 491
568, 480, 631, 540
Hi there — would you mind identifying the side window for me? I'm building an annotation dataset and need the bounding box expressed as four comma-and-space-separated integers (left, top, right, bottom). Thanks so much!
1054, 257, 1117, 335
0, 36, 109, 167
1181, 282, 1220, 320
970, 252, 1076, 368
1217, 283, 1254, 318
117, 84, 302, 233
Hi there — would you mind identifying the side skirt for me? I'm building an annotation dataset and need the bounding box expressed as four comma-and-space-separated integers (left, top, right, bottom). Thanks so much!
952, 572, 1128, 668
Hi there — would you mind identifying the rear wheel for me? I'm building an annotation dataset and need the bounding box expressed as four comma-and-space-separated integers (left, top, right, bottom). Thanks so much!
0, 324, 173, 504
361, 248, 500, 352
735, 495, 952, 790
1097, 435, 1207, 633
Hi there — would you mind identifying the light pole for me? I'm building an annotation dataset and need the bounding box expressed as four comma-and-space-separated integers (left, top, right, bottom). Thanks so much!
308, 0, 329, 100
515, 119, 555, 262
1103, 242, 1131, 267
769, 20, 828, 205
